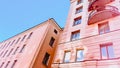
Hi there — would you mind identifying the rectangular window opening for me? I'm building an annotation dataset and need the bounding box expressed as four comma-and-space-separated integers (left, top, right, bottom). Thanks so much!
42, 53, 50, 66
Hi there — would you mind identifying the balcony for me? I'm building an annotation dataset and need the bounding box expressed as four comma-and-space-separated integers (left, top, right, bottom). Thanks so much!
88, 0, 115, 11
88, 5, 120, 25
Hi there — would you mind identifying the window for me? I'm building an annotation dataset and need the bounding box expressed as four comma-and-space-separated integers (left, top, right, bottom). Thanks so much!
15, 38, 21, 44
77, 0, 82, 5
2, 43, 7, 49
27, 32, 33, 39
2, 50, 8, 57
0, 51, 4, 57
11, 60, 17, 68
6, 41, 11, 48
0, 62, 4, 68
5, 61, 10, 68
71, 30, 80, 41
42, 53, 50, 65
49, 37, 55, 47
100, 43, 114, 59
75, 6, 83, 14
13, 47, 19, 55
10, 40, 15, 46
73, 17, 82, 26
19, 44, 26, 53
76, 50, 84, 61
7, 48, 13, 57
98, 22, 110, 34
21, 35, 26, 41
64, 51, 71, 63
54, 29, 58, 34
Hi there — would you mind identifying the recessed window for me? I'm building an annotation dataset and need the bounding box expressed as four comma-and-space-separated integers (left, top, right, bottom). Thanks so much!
13, 47, 19, 55
42, 53, 50, 65
15, 38, 21, 44
77, 0, 83, 5
0, 51, 4, 57
19, 44, 26, 53
73, 17, 82, 26
6, 41, 11, 48
98, 22, 110, 34
64, 51, 71, 63
49, 37, 55, 47
100, 43, 114, 59
11, 60, 17, 68
7, 48, 13, 57
75, 6, 83, 14
71, 30, 80, 41
54, 29, 58, 34
2, 50, 8, 57
5, 61, 10, 68
76, 50, 84, 61
2, 43, 7, 49
21, 35, 26, 41
27, 32, 33, 39
10, 40, 15, 46
0, 62, 4, 68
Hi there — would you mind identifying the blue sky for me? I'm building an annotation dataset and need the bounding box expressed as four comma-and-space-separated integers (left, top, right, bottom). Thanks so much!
0, 0, 70, 42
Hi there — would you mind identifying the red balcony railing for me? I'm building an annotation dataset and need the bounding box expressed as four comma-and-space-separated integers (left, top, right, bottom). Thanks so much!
88, 5, 120, 25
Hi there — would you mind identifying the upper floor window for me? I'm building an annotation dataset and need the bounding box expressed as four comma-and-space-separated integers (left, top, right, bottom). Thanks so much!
75, 6, 83, 14
42, 53, 50, 66
13, 47, 19, 55
73, 17, 82, 26
7, 48, 13, 57
19, 44, 26, 53
98, 22, 110, 34
11, 60, 17, 68
76, 50, 84, 61
49, 37, 55, 47
2, 50, 8, 57
5, 61, 10, 68
0, 62, 4, 68
77, 0, 83, 5
6, 41, 11, 47
15, 38, 21, 44
64, 51, 71, 63
21, 35, 26, 41
100, 43, 114, 59
27, 32, 33, 39
10, 40, 15, 46
54, 29, 58, 34
71, 30, 80, 41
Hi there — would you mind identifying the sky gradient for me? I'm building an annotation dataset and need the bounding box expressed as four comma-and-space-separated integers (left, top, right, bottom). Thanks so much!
0, 0, 70, 42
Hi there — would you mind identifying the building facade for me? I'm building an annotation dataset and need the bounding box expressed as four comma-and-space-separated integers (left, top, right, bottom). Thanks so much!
52, 0, 120, 68
1, 0, 120, 68
0, 19, 62, 68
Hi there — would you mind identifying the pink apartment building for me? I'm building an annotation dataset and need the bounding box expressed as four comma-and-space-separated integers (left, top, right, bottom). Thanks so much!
52, 0, 120, 68
0, 0, 120, 68
0, 19, 62, 68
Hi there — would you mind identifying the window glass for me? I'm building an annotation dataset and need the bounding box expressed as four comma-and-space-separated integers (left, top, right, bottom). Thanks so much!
64, 51, 71, 63
76, 50, 84, 61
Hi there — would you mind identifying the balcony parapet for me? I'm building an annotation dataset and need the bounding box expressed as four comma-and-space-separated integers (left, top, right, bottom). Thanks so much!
88, 5, 120, 25
88, 0, 115, 11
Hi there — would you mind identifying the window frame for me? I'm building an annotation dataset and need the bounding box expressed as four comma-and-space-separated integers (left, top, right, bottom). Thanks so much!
49, 37, 55, 47
71, 30, 80, 41
76, 49, 84, 62
100, 43, 114, 59
73, 17, 82, 26
63, 51, 71, 63
75, 6, 83, 14
42, 52, 50, 66
98, 22, 110, 35
77, 0, 83, 5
